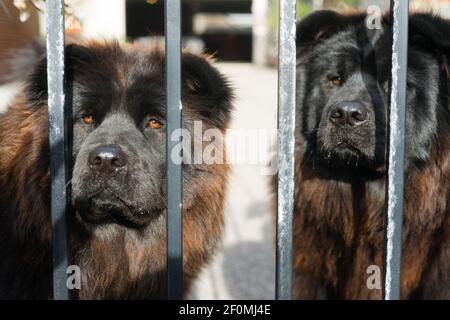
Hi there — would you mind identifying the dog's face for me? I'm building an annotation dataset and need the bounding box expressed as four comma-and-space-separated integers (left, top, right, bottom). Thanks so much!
297, 11, 450, 175
28, 43, 232, 229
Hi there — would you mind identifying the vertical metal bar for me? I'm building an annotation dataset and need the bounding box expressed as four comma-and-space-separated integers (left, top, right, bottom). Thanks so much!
46, 0, 69, 300
384, 0, 409, 300
165, 0, 183, 300
276, 0, 296, 300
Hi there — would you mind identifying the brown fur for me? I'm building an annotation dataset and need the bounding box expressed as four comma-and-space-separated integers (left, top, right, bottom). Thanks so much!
292, 133, 450, 299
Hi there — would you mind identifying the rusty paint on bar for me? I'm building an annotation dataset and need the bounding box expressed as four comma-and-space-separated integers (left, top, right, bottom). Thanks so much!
276, 0, 296, 300
384, 0, 409, 300
46, 0, 70, 300
165, 0, 183, 300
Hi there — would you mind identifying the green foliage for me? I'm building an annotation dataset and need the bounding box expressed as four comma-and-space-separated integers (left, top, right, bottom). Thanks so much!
297, 1, 313, 19
343, 0, 359, 7
268, 0, 313, 30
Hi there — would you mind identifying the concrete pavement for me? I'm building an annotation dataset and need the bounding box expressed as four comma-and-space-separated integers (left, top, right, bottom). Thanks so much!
189, 63, 278, 300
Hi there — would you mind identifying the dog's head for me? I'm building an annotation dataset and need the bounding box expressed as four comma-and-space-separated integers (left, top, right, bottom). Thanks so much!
296, 11, 450, 175
27, 42, 232, 229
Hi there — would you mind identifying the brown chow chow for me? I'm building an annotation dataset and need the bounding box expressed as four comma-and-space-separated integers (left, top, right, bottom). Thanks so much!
288, 11, 450, 299
0, 42, 233, 299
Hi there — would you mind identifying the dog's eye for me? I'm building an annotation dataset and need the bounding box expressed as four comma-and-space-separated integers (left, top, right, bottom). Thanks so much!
145, 117, 163, 129
330, 76, 342, 86
81, 115, 95, 125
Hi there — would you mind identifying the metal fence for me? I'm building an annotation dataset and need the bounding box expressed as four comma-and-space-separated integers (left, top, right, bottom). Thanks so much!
45, 0, 408, 300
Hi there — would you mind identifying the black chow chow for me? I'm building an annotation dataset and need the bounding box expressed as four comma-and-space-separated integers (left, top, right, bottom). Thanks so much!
291, 11, 450, 299
0, 42, 233, 299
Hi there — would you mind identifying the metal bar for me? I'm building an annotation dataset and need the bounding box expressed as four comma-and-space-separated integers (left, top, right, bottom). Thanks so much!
165, 0, 183, 300
46, 0, 69, 300
384, 0, 409, 300
276, 0, 296, 300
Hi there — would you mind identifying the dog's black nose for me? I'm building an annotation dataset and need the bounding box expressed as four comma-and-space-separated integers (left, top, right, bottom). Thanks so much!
88, 145, 127, 174
329, 101, 368, 126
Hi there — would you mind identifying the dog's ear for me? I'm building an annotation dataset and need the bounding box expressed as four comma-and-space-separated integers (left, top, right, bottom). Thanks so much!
410, 14, 450, 53
181, 53, 233, 128
410, 14, 450, 79
296, 10, 348, 48
26, 44, 94, 105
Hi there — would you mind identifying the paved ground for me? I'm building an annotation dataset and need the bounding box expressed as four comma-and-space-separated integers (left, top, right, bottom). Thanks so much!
0, 63, 278, 300
189, 63, 278, 300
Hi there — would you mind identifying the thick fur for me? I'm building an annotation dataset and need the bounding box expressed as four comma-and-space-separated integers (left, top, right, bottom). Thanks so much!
290, 11, 450, 299
0, 42, 233, 299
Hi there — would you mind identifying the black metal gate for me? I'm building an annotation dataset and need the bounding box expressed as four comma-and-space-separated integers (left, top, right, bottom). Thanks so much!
45, 0, 408, 300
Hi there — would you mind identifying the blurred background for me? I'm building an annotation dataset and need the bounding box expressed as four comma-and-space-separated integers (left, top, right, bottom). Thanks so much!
0, 0, 450, 299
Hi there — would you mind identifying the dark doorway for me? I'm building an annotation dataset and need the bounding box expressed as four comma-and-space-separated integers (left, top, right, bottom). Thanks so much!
126, 0, 252, 61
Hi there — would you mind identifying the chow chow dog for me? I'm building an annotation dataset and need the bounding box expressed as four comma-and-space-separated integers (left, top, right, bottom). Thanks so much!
290, 10, 450, 299
0, 42, 233, 299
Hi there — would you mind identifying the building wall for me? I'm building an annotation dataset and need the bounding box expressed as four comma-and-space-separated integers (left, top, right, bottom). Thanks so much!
36, 0, 127, 40
76, 0, 126, 40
